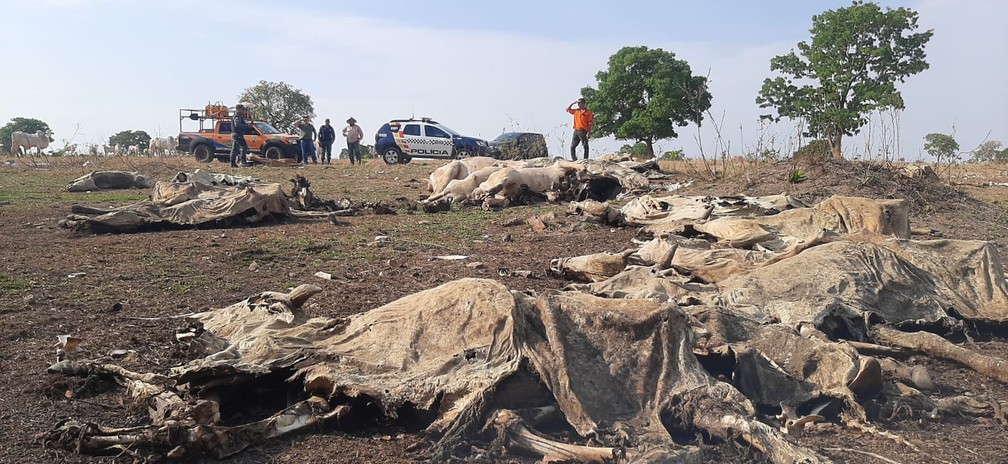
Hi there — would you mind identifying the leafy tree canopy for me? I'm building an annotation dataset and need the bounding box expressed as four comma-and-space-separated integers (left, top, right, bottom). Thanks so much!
757, 1, 933, 160
582, 46, 711, 157
970, 140, 1003, 163
923, 132, 959, 163
108, 130, 151, 151
1, 117, 51, 153
238, 80, 315, 132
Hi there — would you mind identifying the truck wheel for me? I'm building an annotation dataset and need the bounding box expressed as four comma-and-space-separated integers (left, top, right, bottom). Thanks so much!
382, 147, 403, 165
263, 145, 283, 160
193, 144, 214, 163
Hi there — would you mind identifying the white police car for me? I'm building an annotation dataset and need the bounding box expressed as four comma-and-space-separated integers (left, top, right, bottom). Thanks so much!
374, 118, 489, 164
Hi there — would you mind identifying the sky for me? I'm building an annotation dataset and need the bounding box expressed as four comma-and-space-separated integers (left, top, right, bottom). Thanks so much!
0, 0, 1005, 160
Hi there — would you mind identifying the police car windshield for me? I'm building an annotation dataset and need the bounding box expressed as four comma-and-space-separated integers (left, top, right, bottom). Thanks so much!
437, 124, 461, 137
254, 122, 281, 135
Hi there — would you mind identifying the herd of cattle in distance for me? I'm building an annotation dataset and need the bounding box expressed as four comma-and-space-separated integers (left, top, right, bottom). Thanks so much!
7, 131, 178, 157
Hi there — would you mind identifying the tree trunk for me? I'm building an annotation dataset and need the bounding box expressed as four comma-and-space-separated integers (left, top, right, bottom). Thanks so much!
645, 139, 655, 158
830, 133, 843, 160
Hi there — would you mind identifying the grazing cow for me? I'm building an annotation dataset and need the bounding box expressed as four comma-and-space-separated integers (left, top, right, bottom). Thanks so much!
127, 145, 141, 156
63, 143, 78, 155
148, 136, 177, 156
87, 145, 100, 157
10, 129, 53, 156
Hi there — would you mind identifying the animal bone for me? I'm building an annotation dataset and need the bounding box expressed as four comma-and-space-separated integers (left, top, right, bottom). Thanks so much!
873, 325, 1008, 384
486, 409, 618, 464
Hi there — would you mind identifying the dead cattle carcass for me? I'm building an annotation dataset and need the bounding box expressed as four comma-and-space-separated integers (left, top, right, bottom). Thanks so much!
41, 278, 830, 463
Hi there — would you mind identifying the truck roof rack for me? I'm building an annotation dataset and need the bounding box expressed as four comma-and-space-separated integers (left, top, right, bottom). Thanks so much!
179, 103, 257, 132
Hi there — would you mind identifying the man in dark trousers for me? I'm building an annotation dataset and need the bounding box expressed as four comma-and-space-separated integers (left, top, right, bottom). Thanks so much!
229, 104, 250, 167
566, 97, 594, 160
318, 118, 336, 164
292, 116, 318, 164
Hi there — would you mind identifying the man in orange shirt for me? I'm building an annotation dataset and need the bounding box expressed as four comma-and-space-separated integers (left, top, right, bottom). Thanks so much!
566, 97, 594, 160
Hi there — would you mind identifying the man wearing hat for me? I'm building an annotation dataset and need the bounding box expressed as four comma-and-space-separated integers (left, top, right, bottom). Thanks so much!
342, 117, 364, 165
566, 97, 594, 160
318, 118, 336, 164
229, 104, 250, 168
291, 116, 318, 164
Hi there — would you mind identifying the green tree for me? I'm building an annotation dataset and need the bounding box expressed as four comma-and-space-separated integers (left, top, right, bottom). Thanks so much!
0, 117, 51, 153
618, 142, 650, 158
108, 130, 151, 152
970, 140, 1003, 163
339, 144, 373, 159
756, 1, 933, 160
582, 46, 711, 157
238, 80, 315, 132
923, 133, 959, 165
661, 149, 685, 161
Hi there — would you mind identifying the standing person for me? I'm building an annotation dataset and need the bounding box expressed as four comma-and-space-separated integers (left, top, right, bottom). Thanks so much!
292, 116, 318, 164
318, 118, 336, 164
342, 117, 364, 165
229, 104, 250, 168
566, 97, 594, 161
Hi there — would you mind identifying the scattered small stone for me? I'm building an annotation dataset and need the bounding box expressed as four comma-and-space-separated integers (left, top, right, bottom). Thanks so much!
109, 349, 132, 359
466, 262, 485, 269
314, 271, 333, 280
501, 233, 512, 243
108, 302, 122, 312
22, 294, 35, 306
67, 272, 87, 278
248, 261, 259, 271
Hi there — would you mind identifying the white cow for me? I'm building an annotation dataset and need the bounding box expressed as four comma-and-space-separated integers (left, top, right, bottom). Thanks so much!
471, 160, 584, 208
10, 129, 53, 156
148, 136, 176, 156
127, 145, 141, 156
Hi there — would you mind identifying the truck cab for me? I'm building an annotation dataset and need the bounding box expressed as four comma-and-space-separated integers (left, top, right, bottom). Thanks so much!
176, 104, 301, 163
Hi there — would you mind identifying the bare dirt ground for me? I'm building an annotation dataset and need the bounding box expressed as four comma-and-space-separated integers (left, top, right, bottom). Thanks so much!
1, 154, 1007, 463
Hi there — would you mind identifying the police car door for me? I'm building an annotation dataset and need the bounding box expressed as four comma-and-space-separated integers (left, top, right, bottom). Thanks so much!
400, 123, 423, 156
423, 124, 453, 158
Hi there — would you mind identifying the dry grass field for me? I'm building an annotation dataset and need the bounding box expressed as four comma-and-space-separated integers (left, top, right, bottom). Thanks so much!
1, 154, 1007, 463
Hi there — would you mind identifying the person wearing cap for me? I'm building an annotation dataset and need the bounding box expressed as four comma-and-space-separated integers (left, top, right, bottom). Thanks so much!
229, 104, 250, 167
342, 117, 364, 165
291, 116, 318, 164
566, 97, 594, 160
318, 118, 336, 164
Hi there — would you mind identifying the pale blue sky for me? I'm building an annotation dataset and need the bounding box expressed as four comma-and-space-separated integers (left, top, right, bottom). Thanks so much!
1, 0, 1005, 159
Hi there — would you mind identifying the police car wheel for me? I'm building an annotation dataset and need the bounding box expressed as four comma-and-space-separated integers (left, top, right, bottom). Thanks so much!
382, 147, 402, 165
454, 149, 471, 160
